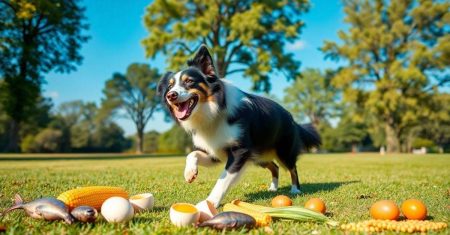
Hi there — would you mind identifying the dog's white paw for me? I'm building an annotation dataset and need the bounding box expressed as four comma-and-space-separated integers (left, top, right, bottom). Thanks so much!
290, 185, 301, 195
184, 165, 198, 183
268, 182, 278, 192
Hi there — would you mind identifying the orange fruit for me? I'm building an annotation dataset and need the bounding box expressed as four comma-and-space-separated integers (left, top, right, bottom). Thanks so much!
271, 195, 293, 207
370, 200, 400, 220
304, 198, 326, 214
401, 199, 427, 220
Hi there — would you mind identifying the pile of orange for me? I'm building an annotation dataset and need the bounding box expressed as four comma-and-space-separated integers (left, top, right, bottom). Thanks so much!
369, 199, 427, 220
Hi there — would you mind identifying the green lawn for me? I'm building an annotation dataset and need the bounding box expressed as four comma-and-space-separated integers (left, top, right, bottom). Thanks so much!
0, 153, 449, 234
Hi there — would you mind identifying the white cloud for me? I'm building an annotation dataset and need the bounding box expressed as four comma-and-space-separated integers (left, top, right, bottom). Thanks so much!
45, 91, 59, 99
286, 40, 306, 50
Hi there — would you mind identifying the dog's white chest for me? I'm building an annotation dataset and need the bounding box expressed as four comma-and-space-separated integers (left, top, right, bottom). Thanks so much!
192, 121, 241, 161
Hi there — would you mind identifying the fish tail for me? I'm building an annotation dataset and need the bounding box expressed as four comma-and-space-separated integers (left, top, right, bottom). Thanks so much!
0, 194, 24, 217
0, 205, 22, 217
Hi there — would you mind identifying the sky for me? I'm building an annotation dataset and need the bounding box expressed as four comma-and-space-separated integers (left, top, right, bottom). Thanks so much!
44, 0, 346, 136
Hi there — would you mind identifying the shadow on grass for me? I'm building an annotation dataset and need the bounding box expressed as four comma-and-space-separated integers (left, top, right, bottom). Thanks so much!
0, 153, 184, 161
244, 181, 359, 201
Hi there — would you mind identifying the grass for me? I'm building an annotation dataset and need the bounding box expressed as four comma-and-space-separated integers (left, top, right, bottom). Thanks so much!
0, 153, 449, 234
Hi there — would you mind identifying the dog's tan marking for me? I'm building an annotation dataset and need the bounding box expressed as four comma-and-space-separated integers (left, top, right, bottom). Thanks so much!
207, 95, 216, 102
169, 78, 175, 86
188, 88, 207, 102
181, 74, 189, 82
198, 82, 212, 96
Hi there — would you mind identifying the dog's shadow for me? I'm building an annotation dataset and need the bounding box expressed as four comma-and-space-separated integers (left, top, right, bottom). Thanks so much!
244, 181, 359, 201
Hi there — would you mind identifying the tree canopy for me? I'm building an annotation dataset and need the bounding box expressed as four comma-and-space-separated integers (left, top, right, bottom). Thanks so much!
322, 0, 449, 152
283, 68, 340, 127
102, 63, 161, 154
142, 0, 309, 91
0, 0, 88, 152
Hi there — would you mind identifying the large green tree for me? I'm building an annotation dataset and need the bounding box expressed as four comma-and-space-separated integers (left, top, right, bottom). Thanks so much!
322, 0, 449, 152
0, 0, 88, 152
102, 63, 161, 154
142, 0, 309, 91
284, 68, 340, 127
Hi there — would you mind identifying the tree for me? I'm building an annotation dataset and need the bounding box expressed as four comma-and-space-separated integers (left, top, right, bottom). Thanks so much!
322, 0, 449, 152
142, 0, 309, 91
0, 0, 89, 152
158, 125, 191, 153
53, 100, 130, 153
22, 128, 63, 153
415, 92, 450, 153
334, 106, 368, 153
283, 68, 340, 127
102, 63, 161, 154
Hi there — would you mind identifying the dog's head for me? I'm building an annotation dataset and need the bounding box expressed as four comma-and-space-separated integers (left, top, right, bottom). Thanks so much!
158, 45, 225, 125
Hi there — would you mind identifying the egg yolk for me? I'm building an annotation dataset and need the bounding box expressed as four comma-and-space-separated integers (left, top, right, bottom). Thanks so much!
173, 204, 197, 213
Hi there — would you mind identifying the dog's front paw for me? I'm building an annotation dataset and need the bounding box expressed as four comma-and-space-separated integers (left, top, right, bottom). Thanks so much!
184, 165, 198, 183
290, 185, 301, 195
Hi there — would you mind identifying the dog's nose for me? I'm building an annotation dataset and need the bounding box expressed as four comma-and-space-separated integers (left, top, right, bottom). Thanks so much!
166, 91, 179, 102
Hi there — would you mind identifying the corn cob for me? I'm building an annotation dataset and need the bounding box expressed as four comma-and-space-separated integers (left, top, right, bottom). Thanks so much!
232, 200, 338, 226
57, 186, 128, 211
223, 203, 272, 227
340, 219, 448, 233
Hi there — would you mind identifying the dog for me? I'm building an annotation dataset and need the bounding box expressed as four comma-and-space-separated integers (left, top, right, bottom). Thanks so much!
158, 45, 321, 208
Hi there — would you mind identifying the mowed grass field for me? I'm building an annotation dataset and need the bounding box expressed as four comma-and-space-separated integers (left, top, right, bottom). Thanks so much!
0, 153, 449, 234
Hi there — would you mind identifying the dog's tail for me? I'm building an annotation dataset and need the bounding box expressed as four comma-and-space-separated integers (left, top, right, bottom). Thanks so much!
297, 123, 321, 151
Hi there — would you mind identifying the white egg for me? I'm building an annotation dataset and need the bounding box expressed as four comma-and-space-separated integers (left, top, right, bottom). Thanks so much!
101, 197, 134, 223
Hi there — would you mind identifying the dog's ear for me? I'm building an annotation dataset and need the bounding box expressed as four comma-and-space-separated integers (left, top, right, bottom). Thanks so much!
188, 45, 217, 80
157, 72, 173, 97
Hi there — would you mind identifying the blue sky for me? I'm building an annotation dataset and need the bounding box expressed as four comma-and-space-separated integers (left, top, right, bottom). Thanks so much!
44, 0, 346, 136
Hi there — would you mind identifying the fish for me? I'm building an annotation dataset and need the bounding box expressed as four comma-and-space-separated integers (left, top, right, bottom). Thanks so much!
0, 194, 74, 224
197, 211, 256, 230
71, 206, 98, 223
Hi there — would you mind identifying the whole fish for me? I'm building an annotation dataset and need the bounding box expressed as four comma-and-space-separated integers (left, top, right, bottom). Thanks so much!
197, 211, 256, 230
71, 206, 98, 223
0, 194, 74, 224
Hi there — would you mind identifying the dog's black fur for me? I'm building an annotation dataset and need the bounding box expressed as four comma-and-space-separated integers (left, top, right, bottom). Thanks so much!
158, 45, 321, 207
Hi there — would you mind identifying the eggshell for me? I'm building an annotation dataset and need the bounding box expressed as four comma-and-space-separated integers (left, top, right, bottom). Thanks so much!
101, 197, 134, 223
195, 200, 218, 222
129, 193, 154, 213
169, 203, 200, 227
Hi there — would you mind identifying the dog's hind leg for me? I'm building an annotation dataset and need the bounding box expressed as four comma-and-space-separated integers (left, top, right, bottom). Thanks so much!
260, 161, 279, 191
289, 166, 302, 194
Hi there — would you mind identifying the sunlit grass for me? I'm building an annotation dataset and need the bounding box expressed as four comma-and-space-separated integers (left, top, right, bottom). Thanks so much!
0, 153, 449, 234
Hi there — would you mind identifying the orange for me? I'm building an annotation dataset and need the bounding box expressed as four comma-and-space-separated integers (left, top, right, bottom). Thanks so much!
401, 199, 427, 220
271, 195, 293, 207
370, 200, 400, 220
304, 198, 326, 214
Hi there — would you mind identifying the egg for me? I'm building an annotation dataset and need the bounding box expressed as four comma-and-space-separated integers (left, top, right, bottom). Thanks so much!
169, 203, 200, 227
101, 197, 134, 223
129, 193, 154, 213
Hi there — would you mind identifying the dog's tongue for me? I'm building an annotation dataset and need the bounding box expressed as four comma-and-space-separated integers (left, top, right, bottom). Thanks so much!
174, 101, 189, 119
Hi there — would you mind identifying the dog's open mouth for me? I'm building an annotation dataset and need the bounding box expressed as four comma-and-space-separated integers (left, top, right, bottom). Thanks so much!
173, 95, 199, 120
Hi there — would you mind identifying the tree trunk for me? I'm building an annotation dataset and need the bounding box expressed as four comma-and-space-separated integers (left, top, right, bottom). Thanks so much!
438, 146, 444, 154
136, 128, 144, 154
385, 123, 400, 153
351, 143, 358, 153
6, 120, 20, 152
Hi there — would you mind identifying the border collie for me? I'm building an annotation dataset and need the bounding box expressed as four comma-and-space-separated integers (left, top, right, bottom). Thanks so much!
158, 45, 321, 208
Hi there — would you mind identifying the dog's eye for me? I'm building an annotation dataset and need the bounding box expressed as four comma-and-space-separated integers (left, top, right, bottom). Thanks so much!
185, 79, 194, 84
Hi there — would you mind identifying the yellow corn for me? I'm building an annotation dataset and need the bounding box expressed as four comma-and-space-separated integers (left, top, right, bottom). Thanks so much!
57, 186, 128, 211
223, 203, 272, 227
340, 220, 448, 233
